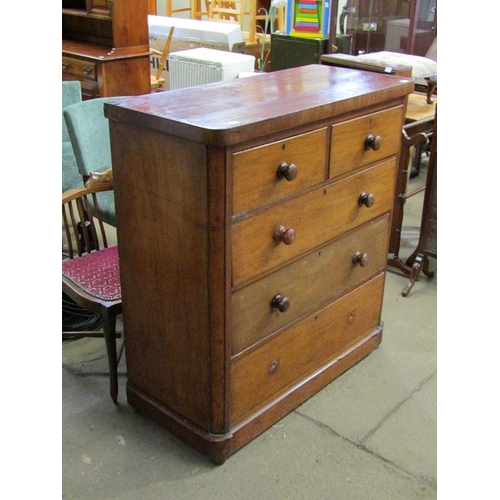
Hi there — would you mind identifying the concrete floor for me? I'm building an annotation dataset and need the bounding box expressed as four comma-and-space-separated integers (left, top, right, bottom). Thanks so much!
62, 166, 437, 499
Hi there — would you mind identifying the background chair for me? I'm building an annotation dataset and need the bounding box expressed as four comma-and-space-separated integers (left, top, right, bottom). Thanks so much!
322, 37, 437, 104
165, 0, 207, 20
63, 97, 125, 226
63, 81, 106, 333
355, 45, 437, 103
62, 176, 122, 403
62, 81, 84, 192
151, 25, 175, 89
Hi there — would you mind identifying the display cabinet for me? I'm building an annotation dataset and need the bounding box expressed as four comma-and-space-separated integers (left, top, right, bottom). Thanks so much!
330, 0, 436, 56
62, 0, 151, 98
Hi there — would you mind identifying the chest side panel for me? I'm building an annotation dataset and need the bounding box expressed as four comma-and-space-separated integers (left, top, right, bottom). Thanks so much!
110, 122, 212, 430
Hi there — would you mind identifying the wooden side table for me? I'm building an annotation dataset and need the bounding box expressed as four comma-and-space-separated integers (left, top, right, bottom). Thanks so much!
388, 94, 437, 294
401, 110, 437, 297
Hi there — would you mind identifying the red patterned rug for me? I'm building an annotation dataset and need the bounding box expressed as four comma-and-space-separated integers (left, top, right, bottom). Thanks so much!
62, 245, 121, 301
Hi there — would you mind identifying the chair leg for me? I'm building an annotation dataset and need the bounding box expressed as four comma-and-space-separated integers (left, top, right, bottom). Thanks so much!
102, 309, 119, 403
424, 77, 436, 104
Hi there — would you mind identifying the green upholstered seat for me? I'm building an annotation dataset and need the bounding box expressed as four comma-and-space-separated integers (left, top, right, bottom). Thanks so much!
63, 96, 126, 227
62, 81, 84, 192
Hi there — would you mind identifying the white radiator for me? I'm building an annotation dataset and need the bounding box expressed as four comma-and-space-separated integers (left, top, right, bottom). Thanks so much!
168, 48, 255, 90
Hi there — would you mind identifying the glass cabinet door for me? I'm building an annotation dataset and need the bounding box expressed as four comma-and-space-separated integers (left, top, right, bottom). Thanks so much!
332, 0, 436, 56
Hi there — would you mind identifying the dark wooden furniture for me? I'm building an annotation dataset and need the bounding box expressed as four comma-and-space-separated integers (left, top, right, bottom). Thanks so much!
62, 0, 151, 99
105, 65, 413, 464
327, 0, 437, 57
62, 172, 122, 403
401, 109, 437, 297
271, 34, 328, 71
388, 95, 436, 292
147, 0, 157, 14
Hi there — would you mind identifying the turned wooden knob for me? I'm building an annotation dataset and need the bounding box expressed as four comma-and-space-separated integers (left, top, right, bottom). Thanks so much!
271, 294, 290, 313
273, 225, 296, 245
365, 134, 382, 151
358, 192, 375, 207
276, 162, 297, 181
352, 251, 369, 267
268, 359, 280, 374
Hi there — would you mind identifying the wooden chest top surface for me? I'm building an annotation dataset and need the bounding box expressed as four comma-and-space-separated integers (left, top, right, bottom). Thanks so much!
104, 64, 413, 146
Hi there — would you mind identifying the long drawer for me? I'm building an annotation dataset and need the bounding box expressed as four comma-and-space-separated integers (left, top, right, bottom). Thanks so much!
62, 56, 98, 81
232, 157, 396, 286
230, 273, 386, 424
231, 214, 390, 355
231, 128, 327, 216
329, 105, 403, 179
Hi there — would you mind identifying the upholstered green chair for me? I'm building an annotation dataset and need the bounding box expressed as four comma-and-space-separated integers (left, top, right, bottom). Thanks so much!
63, 96, 126, 227
62, 81, 84, 192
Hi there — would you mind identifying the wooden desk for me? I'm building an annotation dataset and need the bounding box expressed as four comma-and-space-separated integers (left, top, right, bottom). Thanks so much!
106, 65, 413, 463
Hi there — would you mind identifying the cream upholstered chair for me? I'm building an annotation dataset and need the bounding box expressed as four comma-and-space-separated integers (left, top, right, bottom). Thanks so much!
355, 41, 437, 103
323, 38, 437, 104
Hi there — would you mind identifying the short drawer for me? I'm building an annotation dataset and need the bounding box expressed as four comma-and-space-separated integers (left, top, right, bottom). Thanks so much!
232, 128, 327, 216
231, 214, 389, 355
230, 273, 385, 424
62, 56, 98, 81
232, 157, 396, 286
329, 105, 404, 179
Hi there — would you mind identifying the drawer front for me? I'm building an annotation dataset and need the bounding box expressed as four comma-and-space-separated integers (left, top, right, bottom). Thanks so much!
230, 273, 385, 424
62, 56, 98, 81
232, 128, 327, 216
62, 76, 99, 99
329, 106, 403, 179
232, 157, 396, 286
231, 214, 389, 355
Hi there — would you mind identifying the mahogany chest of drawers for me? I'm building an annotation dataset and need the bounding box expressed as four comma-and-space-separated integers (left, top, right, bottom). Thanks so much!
105, 65, 413, 464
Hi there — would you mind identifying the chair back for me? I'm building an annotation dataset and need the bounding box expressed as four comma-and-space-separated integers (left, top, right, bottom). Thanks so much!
62, 183, 114, 259
63, 97, 114, 179
62, 81, 82, 143
63, 97, 126, 226
62, 81, 84, 192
